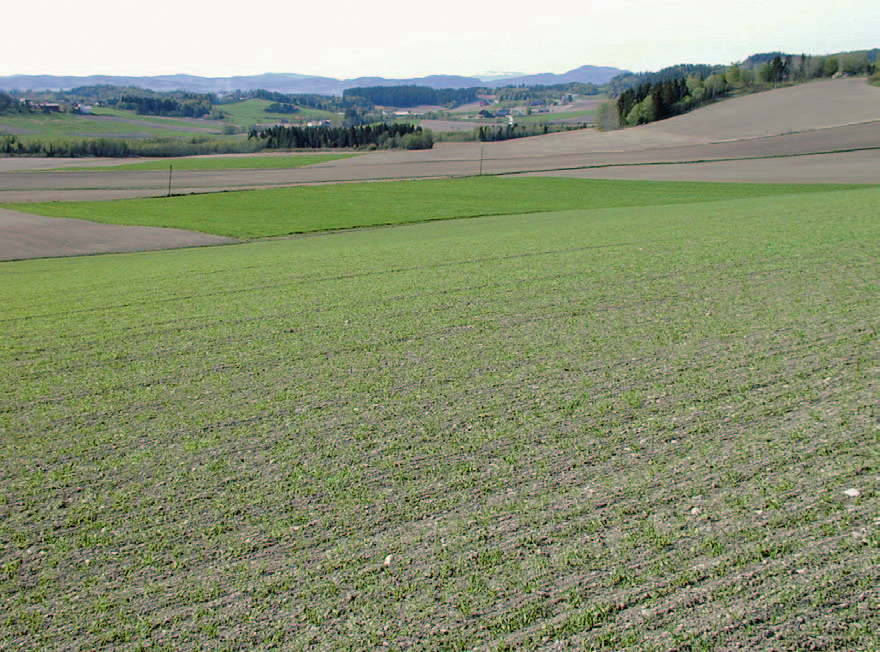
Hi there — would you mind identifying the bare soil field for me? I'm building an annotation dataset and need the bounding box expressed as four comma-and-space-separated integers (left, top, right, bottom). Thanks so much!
0, 78, 877, 260
2, 122, 876, 203
0, 208, 237, 261
526, 150, 880, 184
420, 119, 496, 132
642, 78, 880, 142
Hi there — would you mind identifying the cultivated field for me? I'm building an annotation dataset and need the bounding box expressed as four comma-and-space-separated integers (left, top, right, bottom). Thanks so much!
0, 78, 878, 651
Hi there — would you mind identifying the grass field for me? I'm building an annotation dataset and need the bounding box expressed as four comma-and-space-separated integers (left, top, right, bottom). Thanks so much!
219, 99, 340, 127
0, 109, 223, 139
94, 108, 223, 131
515, 110, 596, 124
6, 177, 869, 239
1, 182, 877, 650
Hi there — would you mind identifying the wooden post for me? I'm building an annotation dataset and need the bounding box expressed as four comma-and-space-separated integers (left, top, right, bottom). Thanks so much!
168, 164, 173, 197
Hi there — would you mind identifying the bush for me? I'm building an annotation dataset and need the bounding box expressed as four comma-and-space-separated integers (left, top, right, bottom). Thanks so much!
403, 130, 434, 150
595, 102, 620, 131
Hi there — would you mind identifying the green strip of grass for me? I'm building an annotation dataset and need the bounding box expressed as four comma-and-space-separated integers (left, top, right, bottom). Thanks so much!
6, 177, 870, 239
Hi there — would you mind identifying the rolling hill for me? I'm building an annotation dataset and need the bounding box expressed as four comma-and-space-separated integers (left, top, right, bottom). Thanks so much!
0, 66, 628, 95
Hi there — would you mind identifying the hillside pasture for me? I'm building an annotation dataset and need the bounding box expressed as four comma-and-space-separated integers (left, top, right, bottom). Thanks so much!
0, 109, 225, 139
220, 99, 340, 128
1, 186, 878, 650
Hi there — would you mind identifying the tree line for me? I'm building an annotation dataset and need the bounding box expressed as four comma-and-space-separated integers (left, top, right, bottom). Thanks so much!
495, 82, 599, 102
0, 92, 26, 113
115, 93, 216, 118
738, 51, 876, 82
605, 65, 726, 97
0, 134, 261, 157
475, 123, 587, 142
265, 102, 299, 114
242, 89, 363, 113
606, 51, 875, 99
615, 75, 728, 126
249, 122, 434, 150
342, 85, 480, 108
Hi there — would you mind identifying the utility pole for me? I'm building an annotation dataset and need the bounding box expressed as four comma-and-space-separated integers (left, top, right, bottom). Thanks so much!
167, 164, 173, 197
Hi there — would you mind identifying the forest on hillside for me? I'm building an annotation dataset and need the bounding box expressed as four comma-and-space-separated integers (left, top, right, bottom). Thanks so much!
115, 92, 216, 118
342, 85, 480, 108
602, 51, 877, 129
249, 123, 434, 150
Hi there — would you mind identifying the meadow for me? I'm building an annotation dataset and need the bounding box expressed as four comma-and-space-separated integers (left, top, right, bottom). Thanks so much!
1, 182, 878, 650
0, 109, 223, 139
218, 99, 340, 128
514, 109, 596, 125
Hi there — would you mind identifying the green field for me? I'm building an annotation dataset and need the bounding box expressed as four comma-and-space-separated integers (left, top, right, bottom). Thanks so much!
94, 108, 224, 131
219, 99, 341, 127
0, 109, 223, 139
1, 183, 878, 650
7, 177, 869, 239
515, 110, 596, 124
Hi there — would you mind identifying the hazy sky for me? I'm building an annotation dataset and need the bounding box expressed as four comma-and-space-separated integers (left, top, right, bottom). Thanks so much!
3, 0, 877, 79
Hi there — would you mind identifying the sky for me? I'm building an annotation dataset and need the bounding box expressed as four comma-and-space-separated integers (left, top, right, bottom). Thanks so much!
3, 0, 877, 80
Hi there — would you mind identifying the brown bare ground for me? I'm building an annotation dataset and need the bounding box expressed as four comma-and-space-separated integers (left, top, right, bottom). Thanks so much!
0, 208, 237, 261
0, 78, 878, 261
420, 119, 497, 132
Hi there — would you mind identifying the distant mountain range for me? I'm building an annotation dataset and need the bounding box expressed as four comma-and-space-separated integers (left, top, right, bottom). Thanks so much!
0, 66, 627, 95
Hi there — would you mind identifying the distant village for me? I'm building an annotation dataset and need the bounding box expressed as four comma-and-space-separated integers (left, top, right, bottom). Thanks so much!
18, 98, 93, 114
